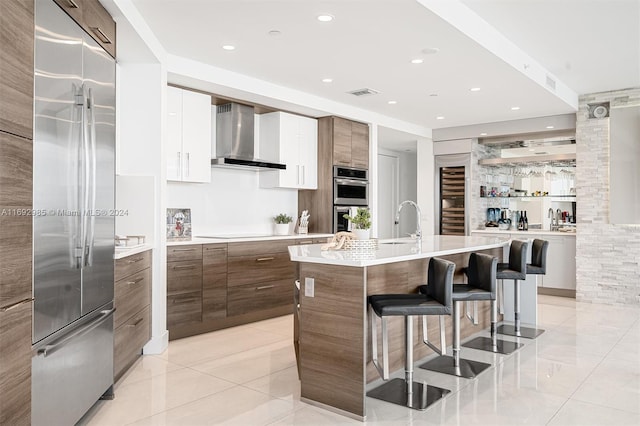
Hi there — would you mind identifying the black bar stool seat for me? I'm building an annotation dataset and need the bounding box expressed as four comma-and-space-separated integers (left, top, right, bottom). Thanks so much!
369, 294, 450, 317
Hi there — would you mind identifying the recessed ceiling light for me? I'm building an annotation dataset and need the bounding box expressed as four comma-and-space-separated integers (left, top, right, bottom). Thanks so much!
546, 125, 555, 129
436, 116, 445, 120
429, 93, 438, 97
480, 132, 488, 136
268, 30, 281, 36
470, 87, 481, 92
222, 45, 235, 51
411, 58, 424, 64
421, 47, 440, 55
511, 106, 520, 110
388, 100, 397, 105
322, 78, 333, 83
317, 14, 334, 22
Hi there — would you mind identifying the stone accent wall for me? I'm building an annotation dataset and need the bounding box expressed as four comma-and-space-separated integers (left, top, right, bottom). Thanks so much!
576, 87, 640, 305
470, 141, 501, 231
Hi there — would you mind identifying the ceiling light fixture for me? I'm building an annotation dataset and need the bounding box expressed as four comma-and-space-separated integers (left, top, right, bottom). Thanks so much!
317, 14, 334, 22
421, 47, 440, 55
388, 100, 397, 105
322, 78, 333, 83
480, 132, 488, 136
222, 45, 235, 51
411, 59, 424, 64
511, 106, 520, 110
268, 30, 281, 36
436, 116, 445, 120
429, 93, 438, 97
546, 125, 555, 129
470, 87, 481, 92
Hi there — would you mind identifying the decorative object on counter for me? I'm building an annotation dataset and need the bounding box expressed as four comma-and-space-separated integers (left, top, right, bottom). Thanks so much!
343, 207, 371, 240
297, 210, 310, 234
115, 235, 146, 248
274, 213, 293, 235
344, 238, 378, 252
497, 211, 511, 230
485, 208, 499, 227
321, 231, 357, 250
166, 208, 192, 241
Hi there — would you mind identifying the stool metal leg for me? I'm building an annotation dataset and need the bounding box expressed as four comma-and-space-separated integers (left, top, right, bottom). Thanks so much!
368, 315, 450, 411
420, 301, 491, 378
497, 279, 545, 339
461, 299, 524, 355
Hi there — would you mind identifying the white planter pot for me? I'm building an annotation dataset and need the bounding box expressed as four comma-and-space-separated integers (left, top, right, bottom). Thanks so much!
275, 223, 290, 235
353, 229, 370, 240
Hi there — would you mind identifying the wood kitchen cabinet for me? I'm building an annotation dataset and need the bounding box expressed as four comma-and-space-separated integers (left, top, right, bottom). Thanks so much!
203, 244, 228, 320
167, 86, 212, 183
53, 0, 116, 58
0, 0, 34, 139
259, 112, 318, 189
332, 116, 369, 169
114, 250, 152, 381
167, 245, 203, 328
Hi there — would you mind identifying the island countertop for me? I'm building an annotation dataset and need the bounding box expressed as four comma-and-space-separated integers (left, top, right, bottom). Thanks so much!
288, 235, 510, 267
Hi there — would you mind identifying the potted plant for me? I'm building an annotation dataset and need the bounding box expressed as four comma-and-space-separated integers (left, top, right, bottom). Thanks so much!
343, 208, 371, 240
274, 213, 293, 235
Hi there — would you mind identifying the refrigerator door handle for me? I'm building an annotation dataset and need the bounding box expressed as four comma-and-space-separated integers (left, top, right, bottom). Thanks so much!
72, 83, 84, 268
37, 308, 115, 358
79, 84, 91, 268
84, 88, 97, 267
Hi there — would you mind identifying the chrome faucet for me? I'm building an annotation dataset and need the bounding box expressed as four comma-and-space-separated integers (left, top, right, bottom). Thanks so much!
395, 200, 422, 240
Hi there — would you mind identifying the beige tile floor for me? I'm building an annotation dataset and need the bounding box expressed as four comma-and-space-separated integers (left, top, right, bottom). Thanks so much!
80, 295, 640, 425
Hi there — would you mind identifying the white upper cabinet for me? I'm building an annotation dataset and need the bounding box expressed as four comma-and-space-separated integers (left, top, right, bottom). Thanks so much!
259, 112, 318, 189
166, 86, 211, 183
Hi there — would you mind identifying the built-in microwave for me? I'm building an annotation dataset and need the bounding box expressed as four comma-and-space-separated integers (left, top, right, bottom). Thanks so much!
333, 166, 368, 206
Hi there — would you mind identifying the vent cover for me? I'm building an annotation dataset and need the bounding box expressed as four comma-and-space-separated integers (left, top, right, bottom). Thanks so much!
588, 102, 610, 119
347, 88, 380, 97
217, 104, 232, 114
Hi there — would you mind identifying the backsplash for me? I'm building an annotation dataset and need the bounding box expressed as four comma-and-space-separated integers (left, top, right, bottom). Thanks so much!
166, 168, 298, 236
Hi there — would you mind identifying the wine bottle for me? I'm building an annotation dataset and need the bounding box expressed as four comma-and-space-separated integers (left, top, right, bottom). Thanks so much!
518, 210, 524, 230
523, 210, 529, 231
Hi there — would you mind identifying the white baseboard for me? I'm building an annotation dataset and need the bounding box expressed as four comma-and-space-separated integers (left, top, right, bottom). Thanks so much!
143, 330, 169, 355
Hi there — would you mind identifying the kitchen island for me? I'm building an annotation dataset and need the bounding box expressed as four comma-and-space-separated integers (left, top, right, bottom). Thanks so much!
288, 235, 509, 420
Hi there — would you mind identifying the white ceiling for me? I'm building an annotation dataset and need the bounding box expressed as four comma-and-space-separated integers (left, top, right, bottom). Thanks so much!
129, 0, 639, 133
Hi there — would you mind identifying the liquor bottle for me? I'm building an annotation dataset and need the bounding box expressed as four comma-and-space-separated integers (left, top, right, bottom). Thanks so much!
518, 210, 524, 230
523, 210, 529, 231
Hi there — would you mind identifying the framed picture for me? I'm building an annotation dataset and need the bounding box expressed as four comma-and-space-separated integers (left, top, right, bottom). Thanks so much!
166, 208, 192, 241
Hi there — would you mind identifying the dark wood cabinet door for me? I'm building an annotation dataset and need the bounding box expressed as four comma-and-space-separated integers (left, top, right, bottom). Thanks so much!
167, 245, 203, 262
0, 0, 34, 139
203, 245, 227, 320
0, 300, 31, 425
227, 252, 295, 287
332, 117, 352, 166
115, 249, 151, 282
351, 122, 369, 169
82, 0, 116, 58
114, 268, 151, 329
167, 260, 202, 294
53, 0, 84, 23
167, 291, 202, 327
227, 279, 293, 317
114, 305, 150, 380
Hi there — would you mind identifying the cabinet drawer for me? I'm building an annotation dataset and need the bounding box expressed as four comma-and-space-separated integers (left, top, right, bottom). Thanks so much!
115, 250, 151, 282
203, 244, 227, 274
82, 0, 116, 58
227, 279, 293, 317
227, 252, 295, 287
167, 244, 202, 262
114, 268, 151, 330
114, 305, 150, 380
167, 260, 202, 294
228, 240, 293, 257
203, 244, 227, 320
167, 291, 202, 328
53, 0, 83, 24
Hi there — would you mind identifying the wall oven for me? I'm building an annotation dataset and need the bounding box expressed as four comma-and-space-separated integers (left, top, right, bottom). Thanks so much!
334, 206, 362, 233
333, 166, 368, 206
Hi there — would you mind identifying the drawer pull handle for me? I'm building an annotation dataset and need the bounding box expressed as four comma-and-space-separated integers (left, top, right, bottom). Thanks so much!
65, 0, 79, 8
127, 257, 144, 264
173, 248, 196, 252
256, 257, 275, 262
256, 285, 275, 290
126, 277, 144, 285
90, 27, 113, 44
127, 317, 144, 327
205, 247, 226, 251
0, 298, 33, 312
173, 265, 196, 270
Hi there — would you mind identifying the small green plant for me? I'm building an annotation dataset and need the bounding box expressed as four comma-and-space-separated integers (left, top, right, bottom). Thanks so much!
274, 213, 293, 224
343, 208, 371, 230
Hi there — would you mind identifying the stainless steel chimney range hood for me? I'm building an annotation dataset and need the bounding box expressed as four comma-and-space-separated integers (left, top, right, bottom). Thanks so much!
211, 103, 286, 170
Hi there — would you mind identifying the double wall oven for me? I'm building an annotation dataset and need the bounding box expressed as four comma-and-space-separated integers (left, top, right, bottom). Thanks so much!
333, 166, 368, 232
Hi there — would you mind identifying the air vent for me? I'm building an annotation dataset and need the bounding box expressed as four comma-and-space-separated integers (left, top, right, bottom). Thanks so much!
217, 103, 232, 113
347, 88, 380, 97
546, 75, 556, 91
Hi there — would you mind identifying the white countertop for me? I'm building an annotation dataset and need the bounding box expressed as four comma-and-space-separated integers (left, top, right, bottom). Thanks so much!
166, 233, 334, 246
288, 235, 510, 267
114, 244, 153, 260
471, 229, 576, 237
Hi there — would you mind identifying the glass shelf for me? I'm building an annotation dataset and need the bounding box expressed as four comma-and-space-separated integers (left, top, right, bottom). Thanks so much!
481, 195, 576, 199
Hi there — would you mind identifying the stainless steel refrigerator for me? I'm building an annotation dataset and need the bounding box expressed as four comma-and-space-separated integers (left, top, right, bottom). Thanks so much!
31, 0, 116, 424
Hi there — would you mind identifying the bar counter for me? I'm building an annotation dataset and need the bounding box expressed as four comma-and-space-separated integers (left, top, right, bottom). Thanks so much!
288, 235, 509, 420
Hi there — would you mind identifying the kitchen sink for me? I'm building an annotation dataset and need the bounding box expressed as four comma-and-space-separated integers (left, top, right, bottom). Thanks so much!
380, 239, 417, 245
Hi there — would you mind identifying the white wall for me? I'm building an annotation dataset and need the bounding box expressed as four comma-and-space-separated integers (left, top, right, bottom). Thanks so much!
166, 171, 298, 236
377, 148, 417, 238
416, 138, 435, 235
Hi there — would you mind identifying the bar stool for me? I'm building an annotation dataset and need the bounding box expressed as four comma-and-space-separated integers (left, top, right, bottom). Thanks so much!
494, 240, 541, 338
518, 239, 549, 338
419, 253, 496, 378
367, 257, 454, 411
